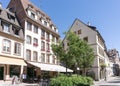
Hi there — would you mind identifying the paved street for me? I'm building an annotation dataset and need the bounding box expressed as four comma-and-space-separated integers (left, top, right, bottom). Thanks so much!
94, 76, 120, 86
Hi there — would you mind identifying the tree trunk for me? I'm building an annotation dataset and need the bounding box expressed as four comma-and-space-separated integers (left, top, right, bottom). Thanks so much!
83, 67, 86, 76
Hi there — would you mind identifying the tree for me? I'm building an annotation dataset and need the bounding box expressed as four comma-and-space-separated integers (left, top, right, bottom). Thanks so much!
52, 31, 95, 76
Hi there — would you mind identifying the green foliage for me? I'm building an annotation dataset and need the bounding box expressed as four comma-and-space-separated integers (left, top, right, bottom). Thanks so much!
51, 31, 95, 75
50, 75, 93, 86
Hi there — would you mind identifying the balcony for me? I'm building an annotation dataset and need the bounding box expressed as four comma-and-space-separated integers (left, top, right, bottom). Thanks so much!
33, 43, 38, 46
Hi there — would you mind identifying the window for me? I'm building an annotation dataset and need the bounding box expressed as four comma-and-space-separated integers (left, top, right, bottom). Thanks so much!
33, 51, 37, 61
52, 35, 55, 42
3, 39, 11, 53
44, 21, 47, 26
26, 35, 31, 44
46, 54, 50, 63
3, 23, 10, 33
33, 38, 38, 46
41, 41, 45, 51
12, 27, 19, 36
41, 29, 45, 39
83, 37, 88, 42
7, 13, 15, 22
34, 25, 38, 33
46, 32, 50, 41
46, 43, 50, 52
52, 56, 55, 64
41, 53, 45, 63
26, 49, 31, 60
31, 12, 35, 19
27, 22, 32, 31
14, 43, 21, 55
99, 47, 104, 56
10, 65, 20, 77
56, 38, 59, 43
54, 28, 56, 32
78, 30, 81, 34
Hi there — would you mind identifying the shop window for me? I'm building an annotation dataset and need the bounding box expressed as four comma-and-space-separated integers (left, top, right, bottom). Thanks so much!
10, 65, 20, 77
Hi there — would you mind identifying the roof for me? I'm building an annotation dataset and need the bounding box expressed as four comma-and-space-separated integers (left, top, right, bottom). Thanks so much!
0, 7, 21, 28
20, 0, 50, 19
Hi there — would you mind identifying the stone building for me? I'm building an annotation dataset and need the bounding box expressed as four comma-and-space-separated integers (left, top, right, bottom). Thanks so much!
63, 19, 109, 80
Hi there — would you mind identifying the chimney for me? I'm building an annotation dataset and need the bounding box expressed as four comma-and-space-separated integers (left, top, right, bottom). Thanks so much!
0, 2, 2, 8
87, 22, 90, 26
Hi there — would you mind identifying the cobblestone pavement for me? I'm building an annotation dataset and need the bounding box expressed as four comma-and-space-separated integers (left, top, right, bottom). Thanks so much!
94, 76, 120, 86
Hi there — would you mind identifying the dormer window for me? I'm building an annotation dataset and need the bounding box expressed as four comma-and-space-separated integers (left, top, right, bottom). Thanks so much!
12, 27, 19, 36
44, 21, 47, 26
28, 4, 33, 9
9, 7, 15, 13
31, 12, 35, 19
7, 13, 15, 22
3, 23, 10, 33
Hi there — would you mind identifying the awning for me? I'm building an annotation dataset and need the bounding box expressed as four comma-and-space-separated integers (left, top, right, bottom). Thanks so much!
0, 56, 27, 66
27, 61, 73, 72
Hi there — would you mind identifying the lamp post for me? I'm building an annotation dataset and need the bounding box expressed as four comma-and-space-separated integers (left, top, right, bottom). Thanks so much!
77, 67, 80, 76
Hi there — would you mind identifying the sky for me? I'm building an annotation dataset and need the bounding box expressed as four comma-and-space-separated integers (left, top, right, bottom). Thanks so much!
1, 0, 120, 53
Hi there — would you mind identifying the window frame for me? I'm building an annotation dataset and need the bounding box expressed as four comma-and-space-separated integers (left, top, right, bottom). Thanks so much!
14, 42, 21, 55
33, 51, 38, 61
2, 39, 11, 53
26, 35, 32, 44
26, 49, 31, 61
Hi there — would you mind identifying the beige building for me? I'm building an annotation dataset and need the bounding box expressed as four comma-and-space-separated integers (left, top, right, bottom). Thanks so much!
7, 0, 72, 80
0, 4, 26, 80
63, 19, 109, 80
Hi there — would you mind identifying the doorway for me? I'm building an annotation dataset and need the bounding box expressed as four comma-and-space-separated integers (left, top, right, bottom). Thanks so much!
0, 67, 4, 80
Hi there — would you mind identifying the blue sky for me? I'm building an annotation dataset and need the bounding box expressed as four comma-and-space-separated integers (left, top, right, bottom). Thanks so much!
1, 0, 120, 53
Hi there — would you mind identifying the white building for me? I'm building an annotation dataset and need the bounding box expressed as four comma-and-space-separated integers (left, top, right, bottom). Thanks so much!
8, 0, 72, 80
0, 5, 26, 80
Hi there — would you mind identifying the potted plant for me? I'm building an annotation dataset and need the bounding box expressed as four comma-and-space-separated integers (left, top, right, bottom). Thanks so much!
100, 63, 106, 69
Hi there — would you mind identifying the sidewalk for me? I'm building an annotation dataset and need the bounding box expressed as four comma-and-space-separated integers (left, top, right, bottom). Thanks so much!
0, 81, 39, 86
94, 76, 120, 86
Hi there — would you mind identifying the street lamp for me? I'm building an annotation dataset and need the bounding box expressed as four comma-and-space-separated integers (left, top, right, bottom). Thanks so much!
77, 67, 80, 76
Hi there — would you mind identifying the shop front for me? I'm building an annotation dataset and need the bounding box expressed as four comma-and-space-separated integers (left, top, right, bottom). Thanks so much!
25, 61, 73, 82
0, 56, 27, 81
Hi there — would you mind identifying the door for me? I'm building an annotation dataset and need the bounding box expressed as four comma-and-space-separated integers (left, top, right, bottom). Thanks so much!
0, 67, 4, 80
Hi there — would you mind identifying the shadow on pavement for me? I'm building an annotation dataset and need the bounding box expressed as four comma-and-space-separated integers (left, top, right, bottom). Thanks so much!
107, 81, 120, 83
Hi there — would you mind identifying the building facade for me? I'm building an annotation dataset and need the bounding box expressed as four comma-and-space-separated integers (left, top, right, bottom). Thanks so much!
108, 49, 120, 76
63, 19, 110, 80
0, 4, 26, 80
7, 0, 72, 80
